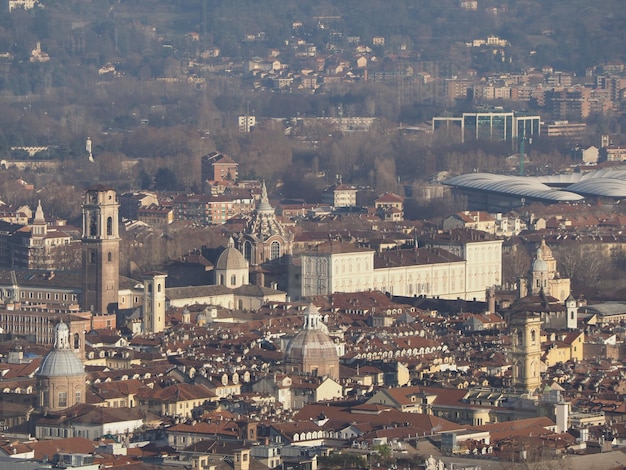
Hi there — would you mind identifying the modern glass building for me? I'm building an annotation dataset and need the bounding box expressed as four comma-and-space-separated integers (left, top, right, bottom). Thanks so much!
433, 112, 540, 143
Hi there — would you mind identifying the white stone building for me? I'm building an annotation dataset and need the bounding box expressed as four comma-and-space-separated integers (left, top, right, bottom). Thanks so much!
295, 230, 503, 301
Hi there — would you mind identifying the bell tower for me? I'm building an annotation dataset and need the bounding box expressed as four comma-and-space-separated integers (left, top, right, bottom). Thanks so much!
510, 312, 542, 394
143, 272, 167, 334
82, 186, 120, 315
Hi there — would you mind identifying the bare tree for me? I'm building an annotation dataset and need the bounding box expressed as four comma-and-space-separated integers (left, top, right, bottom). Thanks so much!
502, 243, 531, 288
555, 243, 607, 289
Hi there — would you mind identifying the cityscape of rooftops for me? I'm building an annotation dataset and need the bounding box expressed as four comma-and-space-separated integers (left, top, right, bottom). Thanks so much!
2, 1, 626, 469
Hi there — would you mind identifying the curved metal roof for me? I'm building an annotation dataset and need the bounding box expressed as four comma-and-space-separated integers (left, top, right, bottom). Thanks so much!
444, 173, 584, 202
567, 178, 626, 198
446, 167, 626, 200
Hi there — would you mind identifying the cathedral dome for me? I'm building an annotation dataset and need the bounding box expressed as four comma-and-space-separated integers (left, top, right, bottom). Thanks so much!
284, 304, 339, 379
215, 238, 248, 271
38, 349, 85, 377
38, 321, 84, 377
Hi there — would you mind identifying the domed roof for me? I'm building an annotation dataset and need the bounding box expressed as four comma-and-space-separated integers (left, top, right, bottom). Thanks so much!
285, 329, 338, 364
284, 304, 338, 368
215, 238, 248, 271
37, 321, 84, 378
532, 242, 549, 272
38, 349, 85, 377
532, 257, 548, 272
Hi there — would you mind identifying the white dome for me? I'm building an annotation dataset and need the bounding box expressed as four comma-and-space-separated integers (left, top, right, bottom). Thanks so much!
37, 320, 84, 377
38, 349, 85, 377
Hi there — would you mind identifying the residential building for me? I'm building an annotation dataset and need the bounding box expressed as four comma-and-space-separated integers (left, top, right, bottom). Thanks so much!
35, 404, 145, 440
443, 211, 496, 233
374, 192, 404, 221
201, 152, 239, 185
135, 383, 217, 418
322, 184, 358, 208
172, 194, 255, 225
603, 145, 626, 162
9, 0, 37, 10
542, 121, 588, 138
137, 204, 174, 226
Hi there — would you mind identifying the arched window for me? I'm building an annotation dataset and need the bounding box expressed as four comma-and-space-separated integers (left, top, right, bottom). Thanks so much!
231, 275, 237, 286
157, 283, 162, 293
107, 252, 112, 262
243, 241, 252, 262
270, 241, 280, 260
531, 329, 536, 343
219, 274, 225, 285
89, 214, 97, 237
74, 333, 80, 350
107, 217, 113, 236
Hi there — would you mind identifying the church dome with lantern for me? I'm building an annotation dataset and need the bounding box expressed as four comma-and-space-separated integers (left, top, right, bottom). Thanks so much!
38, 322, 85, 377
215, 237, 249, 288
36, 320, 86, 413
284, 304, 339, 380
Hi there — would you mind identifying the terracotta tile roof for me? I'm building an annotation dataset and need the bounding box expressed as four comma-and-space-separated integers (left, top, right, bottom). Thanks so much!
137, 384, 216, 403
292, 403, 460, 437
23, 437, 95, 460
471, 416, 555, 441
167, 421, 238, 438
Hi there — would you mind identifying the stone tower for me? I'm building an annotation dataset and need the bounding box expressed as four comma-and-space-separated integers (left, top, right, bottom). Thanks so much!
143, 272, 167, 334
37, 320, 86, 413
82, 186, 120, 314
510, 311, 543, 394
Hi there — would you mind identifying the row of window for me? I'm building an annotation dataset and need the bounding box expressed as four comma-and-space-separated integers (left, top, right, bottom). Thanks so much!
16, 290, 76, 301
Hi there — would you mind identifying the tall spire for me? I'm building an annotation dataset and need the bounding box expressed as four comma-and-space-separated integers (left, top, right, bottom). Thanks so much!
257, 180, 274, 214
34, 200, 45, 224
